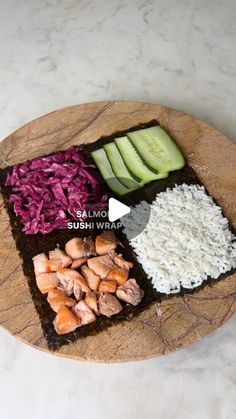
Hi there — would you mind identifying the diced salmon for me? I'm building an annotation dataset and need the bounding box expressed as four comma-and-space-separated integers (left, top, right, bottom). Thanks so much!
57, 283, 74, 296
35, 272, 59, 294
81, 265, 100, 291
53, 306, 80, 335
111, 253, 134, 271
85, 292, 98, 315
72, 300, 96, 325
65, 237, 96, 259
83, 236, 96, 257
65, 238, 83, 259
56, 270, 74, 296
71, 257, 88, 269
33, 253, 50, 274
57, 268, 90, 293
107, 266, 128, 285
49, 259, 61, 272
73, 278, 84, 301
116, 278, 144, 306
99, 280, 117, 293
98, 293, 122, 317
49, 248, 72, 271
47, 288, 76, 312
74, 273, 90, 293
87, 255, 114, 279
95, 231, 118, 255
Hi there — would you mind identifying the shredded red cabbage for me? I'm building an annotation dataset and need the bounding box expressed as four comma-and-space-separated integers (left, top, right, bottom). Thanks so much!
6, 147, 107, 235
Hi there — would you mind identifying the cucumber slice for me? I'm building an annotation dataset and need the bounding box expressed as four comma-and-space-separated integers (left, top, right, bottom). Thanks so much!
114, 136, 168, 185
91, 149, 132, 196
127, 126, 185, 173
103, 142, 140, 189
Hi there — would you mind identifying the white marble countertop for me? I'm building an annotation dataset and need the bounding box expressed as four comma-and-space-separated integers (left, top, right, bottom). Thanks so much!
0, 1, 235, 418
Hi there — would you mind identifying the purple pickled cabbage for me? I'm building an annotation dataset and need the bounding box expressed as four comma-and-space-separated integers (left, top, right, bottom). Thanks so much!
6, 146, 107, 234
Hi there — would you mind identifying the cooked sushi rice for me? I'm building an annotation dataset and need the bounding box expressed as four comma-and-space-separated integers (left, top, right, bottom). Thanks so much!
122, 184, 236, 294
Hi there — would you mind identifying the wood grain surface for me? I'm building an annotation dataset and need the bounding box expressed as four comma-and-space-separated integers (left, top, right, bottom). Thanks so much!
0, 101, 235, 362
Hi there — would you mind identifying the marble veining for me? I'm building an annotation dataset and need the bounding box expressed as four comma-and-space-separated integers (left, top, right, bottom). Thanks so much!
0, 0, 235, 418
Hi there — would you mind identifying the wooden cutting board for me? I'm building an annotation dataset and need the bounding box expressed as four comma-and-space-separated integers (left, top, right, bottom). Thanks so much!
0, 101, 235, 362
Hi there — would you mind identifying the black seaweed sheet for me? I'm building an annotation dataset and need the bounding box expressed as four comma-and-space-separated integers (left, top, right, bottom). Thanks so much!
0, 121, 235, 350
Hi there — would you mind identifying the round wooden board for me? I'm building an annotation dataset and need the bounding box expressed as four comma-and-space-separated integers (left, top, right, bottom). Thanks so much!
0, 101, 235, 362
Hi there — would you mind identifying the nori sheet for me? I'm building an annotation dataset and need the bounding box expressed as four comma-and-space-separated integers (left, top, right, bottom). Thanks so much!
0, 120, 235, 350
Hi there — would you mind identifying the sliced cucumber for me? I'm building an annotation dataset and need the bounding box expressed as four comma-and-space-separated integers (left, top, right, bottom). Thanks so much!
103, 142, 140, 189
91, 149, 133, 196
114, 136, 168, 185
127, 126, 185, 173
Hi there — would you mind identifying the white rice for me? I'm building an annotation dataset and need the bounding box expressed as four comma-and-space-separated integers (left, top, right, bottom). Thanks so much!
122, 184, 236, 294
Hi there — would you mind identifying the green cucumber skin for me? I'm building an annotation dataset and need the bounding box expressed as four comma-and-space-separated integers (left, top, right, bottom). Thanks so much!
114, 136, 168, 184
127, 126, 185, 173
103, 143, 140, 190
91, 149, 130, 196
